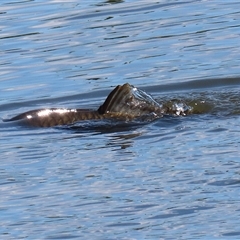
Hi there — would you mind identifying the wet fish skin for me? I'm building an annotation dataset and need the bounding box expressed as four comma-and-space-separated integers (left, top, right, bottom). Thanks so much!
8, 109, 104, 127
98, 83, 165, 116
5, 83, 165, 127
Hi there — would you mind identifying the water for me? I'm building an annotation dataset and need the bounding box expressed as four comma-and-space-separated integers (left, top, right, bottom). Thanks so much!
1, 0, 240, 239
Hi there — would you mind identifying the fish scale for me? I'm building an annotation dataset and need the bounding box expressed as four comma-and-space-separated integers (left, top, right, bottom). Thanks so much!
4, 83, 173, 127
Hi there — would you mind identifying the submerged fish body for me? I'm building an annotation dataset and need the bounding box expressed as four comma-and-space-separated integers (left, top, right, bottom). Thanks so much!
6, 83, 166, 127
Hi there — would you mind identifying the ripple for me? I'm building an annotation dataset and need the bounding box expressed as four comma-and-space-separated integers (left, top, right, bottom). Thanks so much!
1, 0, 240, 239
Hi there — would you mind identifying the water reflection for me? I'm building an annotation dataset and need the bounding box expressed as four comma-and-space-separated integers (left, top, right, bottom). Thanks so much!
1, 0, 240, 239
106, 0, 124, 4
107, 131, 142, 150
64, 121, 143, 150
94, 0, 124, 7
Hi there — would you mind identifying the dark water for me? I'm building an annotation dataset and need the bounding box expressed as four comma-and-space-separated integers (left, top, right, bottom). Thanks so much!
1, 0, 240, 239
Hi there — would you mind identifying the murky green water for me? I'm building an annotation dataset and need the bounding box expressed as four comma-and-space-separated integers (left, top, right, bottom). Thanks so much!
1, 0, 240, 239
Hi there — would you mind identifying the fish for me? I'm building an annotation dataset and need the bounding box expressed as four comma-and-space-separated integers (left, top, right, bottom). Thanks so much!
5, 83, 169, 127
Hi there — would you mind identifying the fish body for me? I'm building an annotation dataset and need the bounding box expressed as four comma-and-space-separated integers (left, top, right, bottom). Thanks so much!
6, 83, 166, 127
9, 108, 103, 127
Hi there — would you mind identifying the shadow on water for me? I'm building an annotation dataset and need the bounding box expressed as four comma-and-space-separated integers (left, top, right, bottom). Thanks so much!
144, 76, 240, 94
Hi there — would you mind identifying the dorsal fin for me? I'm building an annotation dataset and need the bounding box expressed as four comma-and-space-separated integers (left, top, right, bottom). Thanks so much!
98, 84, 122, 114
98, 83, 163, 117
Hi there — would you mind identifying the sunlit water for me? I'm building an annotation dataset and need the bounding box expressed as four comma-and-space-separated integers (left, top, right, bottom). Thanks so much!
1, 0, 240, 239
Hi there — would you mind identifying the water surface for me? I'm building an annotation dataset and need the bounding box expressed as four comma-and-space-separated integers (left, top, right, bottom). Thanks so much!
1, 0, 240, 239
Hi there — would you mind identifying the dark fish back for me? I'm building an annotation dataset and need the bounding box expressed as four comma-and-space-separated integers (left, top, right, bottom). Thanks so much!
5, 83, 166, 127
6, 109, 102, 127
99, 83, 164, 117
